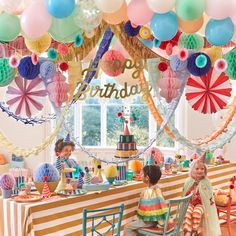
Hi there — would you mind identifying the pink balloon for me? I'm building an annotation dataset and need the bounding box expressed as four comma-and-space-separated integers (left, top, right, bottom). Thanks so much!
20, 0, 52, 39
127, 0, 153, 25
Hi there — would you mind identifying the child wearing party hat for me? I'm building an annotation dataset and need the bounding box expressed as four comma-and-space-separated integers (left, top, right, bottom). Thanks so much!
53, 134, 81, 178
124, 159, 168, 236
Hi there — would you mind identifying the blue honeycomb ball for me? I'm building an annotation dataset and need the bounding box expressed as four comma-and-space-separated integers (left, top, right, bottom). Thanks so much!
40, 61, 56, 80
0, 58, 15, 87
34, 163, 60, 182
18, 56, 40, 80
187, 52, 211, 76
170, 55, 188, 72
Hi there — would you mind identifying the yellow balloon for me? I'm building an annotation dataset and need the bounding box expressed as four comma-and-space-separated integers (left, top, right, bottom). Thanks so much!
24, 33, 52, 54
203, 46, 223, 64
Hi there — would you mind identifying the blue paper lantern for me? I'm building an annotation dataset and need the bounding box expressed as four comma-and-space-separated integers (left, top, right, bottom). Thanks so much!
34, 163, 60, 182
46, 0, 75, 19
205, 17, 234, 46
150, 11, 178, 41
18, 57, 40, 80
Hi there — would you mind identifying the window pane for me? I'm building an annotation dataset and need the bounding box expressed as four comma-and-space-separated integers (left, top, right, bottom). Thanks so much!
130, 105, 149, 146
107, 105, 123, 146
82, 105, 101, 146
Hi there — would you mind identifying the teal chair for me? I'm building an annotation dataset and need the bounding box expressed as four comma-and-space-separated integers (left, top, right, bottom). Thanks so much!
138, 193, 193, 236
82, 204, 124, 236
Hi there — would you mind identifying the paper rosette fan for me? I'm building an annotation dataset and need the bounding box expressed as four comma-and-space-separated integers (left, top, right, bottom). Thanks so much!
185, 68, 232, 114
6, 76, 47, 117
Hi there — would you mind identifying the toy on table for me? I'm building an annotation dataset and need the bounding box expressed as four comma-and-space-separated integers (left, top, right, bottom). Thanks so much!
92, 159, 101, 176
163, 156, 174, 175
78, 171, 84, 188
84, 167, 92, 184
42, 176, 51, 198
56, 167, 75, 192
0, 173, 15, 199
95, 165, 103, 183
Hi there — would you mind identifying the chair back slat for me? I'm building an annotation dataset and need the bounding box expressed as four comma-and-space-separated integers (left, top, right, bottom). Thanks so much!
82, 204, 124, 236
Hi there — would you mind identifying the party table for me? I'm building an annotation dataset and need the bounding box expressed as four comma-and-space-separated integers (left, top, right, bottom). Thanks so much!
1, 163, 236, 236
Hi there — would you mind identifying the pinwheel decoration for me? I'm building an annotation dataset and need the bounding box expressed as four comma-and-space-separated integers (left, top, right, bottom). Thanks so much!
185, 68, 232, 114
6, 76, 47, 117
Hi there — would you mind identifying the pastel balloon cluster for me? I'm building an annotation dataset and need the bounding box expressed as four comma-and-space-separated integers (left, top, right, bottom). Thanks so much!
47, 71, 70, 107
0, 173, 15, 190
158, 67, 181, 103
34, 163, 60, 182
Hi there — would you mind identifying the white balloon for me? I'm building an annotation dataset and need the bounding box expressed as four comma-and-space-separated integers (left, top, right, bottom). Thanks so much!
147, 0, 174, 13
94, 0, 124, 13
0, 0, 32, 14
206, 0, 234, 19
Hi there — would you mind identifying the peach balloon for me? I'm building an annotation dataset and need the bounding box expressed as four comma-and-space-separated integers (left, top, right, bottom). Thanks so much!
103, 1, 128, 25
178, 16, 204, 34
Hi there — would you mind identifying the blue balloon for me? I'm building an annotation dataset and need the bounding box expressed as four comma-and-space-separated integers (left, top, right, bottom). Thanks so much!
150, 11, 178, 41
205, 17, 234, 46
46, 0, 75, 19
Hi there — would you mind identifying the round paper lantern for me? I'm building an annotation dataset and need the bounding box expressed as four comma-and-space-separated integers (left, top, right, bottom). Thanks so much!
170, 55, 188, 72
176, 0, 205, 20
205, 18, 234, 46
0, 58, 15, 87
95, 0, 124, 13
130, 160, 142, 173
103, 1, 128, 24
178, 16, 203, 34
225, 50, 236, 79
57, 44, 69, 55
101, 50, 125, 77
46, 0, 75, 19
150, 11, 178, 41
187, 52, 211, 76
0, 154, 6, 165
25, 33, 52, 54
124, 21, 140, 37
147, 0, 174, 13
127, 0, 153, 25
21, 0, 52, 39
40, 61, 57, 81
73, 2, 102, 32
34, 163, 60, 182
18, 56, 40, 80
104, 165, 118, 178
0, 12, 20, 42
178, 33, 204, 51
49, 9, 83, 43
47, 71, 70, 107
0, 174, 15, 190
206, 0, 234, 20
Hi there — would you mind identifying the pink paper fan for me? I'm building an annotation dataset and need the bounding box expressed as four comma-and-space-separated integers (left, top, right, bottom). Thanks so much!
185, 68, 232, 114
6, 76, 47, 117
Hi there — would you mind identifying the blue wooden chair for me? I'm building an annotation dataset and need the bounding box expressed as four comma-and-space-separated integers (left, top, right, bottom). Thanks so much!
138, 193, 193, 236
82, 203, 124, 236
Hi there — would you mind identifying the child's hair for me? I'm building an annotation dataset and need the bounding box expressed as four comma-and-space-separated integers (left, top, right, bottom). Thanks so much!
190, 158, 207, 178
143, 165, 162, 185
54, 139, 75, 153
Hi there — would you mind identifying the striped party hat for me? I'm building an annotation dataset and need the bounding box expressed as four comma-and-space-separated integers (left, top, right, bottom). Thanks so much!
64, 133, 70, 143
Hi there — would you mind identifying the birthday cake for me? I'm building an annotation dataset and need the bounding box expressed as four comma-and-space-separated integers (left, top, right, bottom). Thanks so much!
115, 122, 137, 159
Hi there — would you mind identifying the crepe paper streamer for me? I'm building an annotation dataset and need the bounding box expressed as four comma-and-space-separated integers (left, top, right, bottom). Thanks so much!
6, 76, 48, 118
124, 20, 140, 37
185, 68, 232, 114
68, 60, 82, 96
47, 72, 70, 108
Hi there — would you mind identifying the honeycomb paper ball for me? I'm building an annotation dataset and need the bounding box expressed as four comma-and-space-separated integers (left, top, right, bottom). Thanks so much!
130, 160, 143, 173
104, 165, 118, 178
203, 46, 223, 65
225, 50, 236, 79
0, 173, 15, 190
0, 154, 6, 165
170, 55, 188, 72
178, 33, 204, 51
101, 50, 125, 77
24, 33, 52, 54
0, 58, 16, 87
18, 56, 40, 80
34, 163, 60, 182
40, 61, 57, 80
187, 52, 211, 76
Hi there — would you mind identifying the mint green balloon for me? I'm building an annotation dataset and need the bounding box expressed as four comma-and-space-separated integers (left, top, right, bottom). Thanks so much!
49, 13, 83, 43
0, 13, 20, 42
176, 0, 205, 20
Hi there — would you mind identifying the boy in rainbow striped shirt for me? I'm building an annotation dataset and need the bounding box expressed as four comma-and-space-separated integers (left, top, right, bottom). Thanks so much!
124, 165, 168, 236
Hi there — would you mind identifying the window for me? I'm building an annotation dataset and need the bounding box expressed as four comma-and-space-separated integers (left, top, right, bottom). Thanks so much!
54, 73, 181, 150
